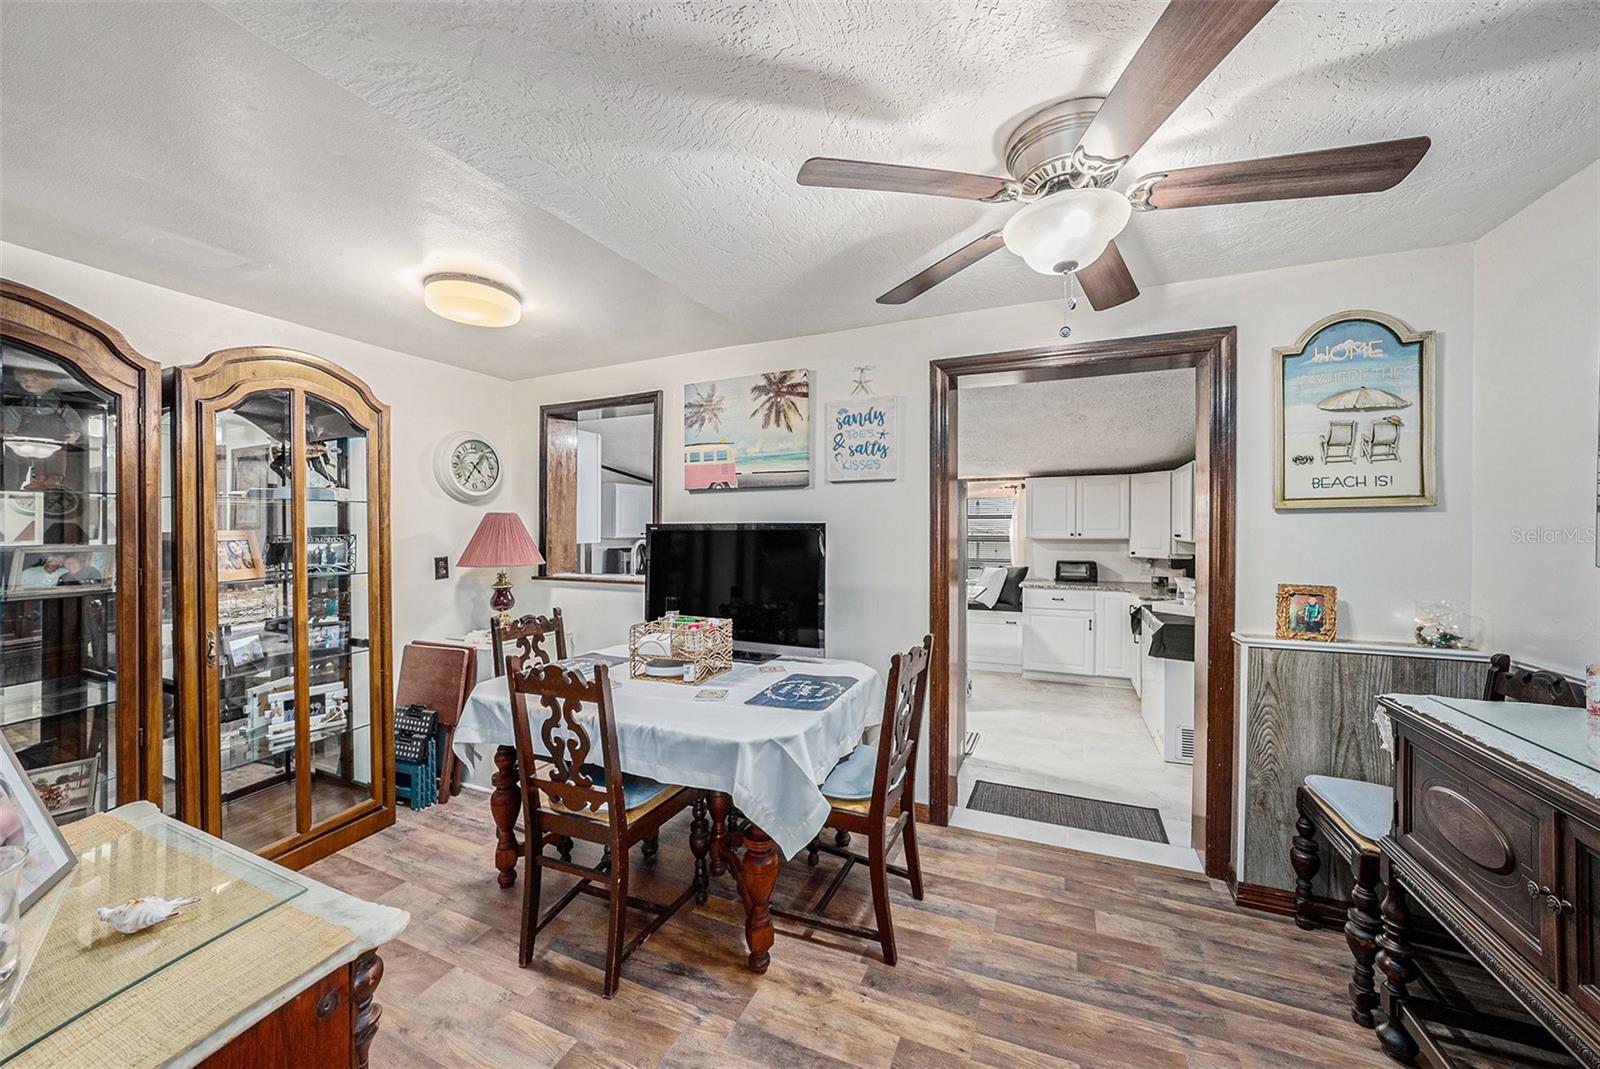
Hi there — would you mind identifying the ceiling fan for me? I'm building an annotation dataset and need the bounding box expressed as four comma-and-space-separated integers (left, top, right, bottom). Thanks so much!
797, 0, 1430, 311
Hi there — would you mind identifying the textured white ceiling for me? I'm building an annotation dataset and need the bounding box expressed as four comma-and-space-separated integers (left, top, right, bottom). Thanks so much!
957, 369, 1196, 479
3, 1, 1597, 379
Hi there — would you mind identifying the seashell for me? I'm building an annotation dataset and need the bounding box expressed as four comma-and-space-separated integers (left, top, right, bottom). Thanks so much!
96, 895, 202, 934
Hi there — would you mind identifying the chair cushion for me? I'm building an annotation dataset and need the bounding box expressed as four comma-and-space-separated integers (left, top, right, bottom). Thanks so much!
544, 766, 678, 821
1304, 774, 1393, 846
821, 743, 879, 801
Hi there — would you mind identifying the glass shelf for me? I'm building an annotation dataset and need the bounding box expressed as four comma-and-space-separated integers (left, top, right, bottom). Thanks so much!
0, 677, 117, 725
0, 820, 305, 1063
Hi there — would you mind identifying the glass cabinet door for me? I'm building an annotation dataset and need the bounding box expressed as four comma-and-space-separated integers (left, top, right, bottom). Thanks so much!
0, 340, 122, 824
304, 395, 378, 830
204, 386, 382, 855
209, 389, 298, 853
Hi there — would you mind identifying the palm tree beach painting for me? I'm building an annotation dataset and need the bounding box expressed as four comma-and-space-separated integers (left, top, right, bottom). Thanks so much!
683, 369, 811, 491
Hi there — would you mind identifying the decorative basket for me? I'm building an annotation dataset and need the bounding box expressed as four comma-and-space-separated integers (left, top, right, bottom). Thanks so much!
628, 615, 733, 685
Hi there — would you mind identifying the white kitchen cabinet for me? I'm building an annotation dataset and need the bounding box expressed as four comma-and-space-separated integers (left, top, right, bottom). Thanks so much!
602, 482, 652, 539
967, 610, 1023, 671
1075, 474, 1130, 539
575, 428, 602, 544
1171, 460, 1196, 543
1023, 609, 1095, 675
1094, 592, 1136, 678
1025, 477, 1074, 539
1026, 475, 1128, 540
1128, 470, 1172, 558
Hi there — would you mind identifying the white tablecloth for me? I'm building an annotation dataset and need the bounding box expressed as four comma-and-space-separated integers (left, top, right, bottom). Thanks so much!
453, 646, 881, 858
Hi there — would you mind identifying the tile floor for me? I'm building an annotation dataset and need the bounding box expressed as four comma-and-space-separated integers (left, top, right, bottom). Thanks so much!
954, 670, 1200, 871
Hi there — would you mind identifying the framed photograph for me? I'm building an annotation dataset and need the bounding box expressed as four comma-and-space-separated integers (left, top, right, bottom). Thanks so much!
27, 754, 100, 822
229, 444, 278, 494
1276, 583, 1338, 642
225, 627, 266, 669
307, 533, 356, 576
216, 529, 265, 582
229, 498, 265, 531
218, 583, 280, 626
5, 544, 114, 596
1273, 310, 1435, 510
0, 733, 76, 913
0, 492, 42, 546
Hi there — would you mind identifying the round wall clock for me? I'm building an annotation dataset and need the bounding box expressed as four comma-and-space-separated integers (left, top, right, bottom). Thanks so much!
435, 433, 502, 502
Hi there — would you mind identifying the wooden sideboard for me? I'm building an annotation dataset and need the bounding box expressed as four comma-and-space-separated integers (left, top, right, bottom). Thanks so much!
1377, 695, 1600, 1066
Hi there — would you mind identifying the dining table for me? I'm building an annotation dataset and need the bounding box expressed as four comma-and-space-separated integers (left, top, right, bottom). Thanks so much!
451, 644, 882, 972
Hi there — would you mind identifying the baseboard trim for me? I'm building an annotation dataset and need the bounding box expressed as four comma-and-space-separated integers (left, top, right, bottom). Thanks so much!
1233, 881, 1348, 929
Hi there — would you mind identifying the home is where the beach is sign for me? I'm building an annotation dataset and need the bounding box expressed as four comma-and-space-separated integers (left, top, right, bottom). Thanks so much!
827, 395, 898, 482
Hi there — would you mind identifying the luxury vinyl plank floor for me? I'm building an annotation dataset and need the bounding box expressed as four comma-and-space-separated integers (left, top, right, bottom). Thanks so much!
305, 798, 1394, 1068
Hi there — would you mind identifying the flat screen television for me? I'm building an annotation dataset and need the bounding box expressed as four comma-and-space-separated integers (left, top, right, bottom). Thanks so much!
644, 522, 825, 659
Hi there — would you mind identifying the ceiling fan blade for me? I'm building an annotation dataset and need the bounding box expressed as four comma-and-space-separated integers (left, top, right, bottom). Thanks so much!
1076, 242, 1139, 310
877, 232, 1006, 305
799, 157, 1013, 201
1131, 137, 1431, 210
1078, 0, 1278, 164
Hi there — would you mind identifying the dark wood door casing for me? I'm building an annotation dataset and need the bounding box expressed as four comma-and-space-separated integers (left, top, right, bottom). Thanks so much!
928, 327, 1238, 881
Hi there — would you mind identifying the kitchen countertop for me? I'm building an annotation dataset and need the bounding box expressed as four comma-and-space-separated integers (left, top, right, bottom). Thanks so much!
1020, 580, 1165, 595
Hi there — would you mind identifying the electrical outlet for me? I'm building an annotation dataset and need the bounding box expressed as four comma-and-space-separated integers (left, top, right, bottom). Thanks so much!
433, 556, 449, 580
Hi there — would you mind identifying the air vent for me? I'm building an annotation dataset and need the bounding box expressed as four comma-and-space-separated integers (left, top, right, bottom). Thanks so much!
1179, 728, 1195, 763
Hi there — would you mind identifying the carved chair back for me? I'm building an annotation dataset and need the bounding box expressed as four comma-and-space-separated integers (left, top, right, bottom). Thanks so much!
869, 634, 934, 817
492, 608, 568, 677
505, 655, 629, 834
1483, 652, 1584, 708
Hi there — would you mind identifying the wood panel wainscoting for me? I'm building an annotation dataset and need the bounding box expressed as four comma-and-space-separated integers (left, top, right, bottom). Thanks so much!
1231, 636, 1489, 909
929, 327, 1237, 879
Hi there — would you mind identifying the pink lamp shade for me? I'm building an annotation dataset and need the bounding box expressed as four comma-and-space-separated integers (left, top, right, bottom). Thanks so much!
458, 512, 544, 569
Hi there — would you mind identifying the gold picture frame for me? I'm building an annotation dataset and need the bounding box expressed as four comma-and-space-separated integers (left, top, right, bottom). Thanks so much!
1273, 309, 1436, 510
216, 529, 265, 582
1276, 583, 1338, 642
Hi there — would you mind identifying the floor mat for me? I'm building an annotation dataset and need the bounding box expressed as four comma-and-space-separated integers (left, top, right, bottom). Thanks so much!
966, 780, 1169, 843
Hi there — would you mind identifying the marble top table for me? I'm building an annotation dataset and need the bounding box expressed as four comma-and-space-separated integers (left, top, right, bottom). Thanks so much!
454, 645, 881, 972
8, 802, 406, 1068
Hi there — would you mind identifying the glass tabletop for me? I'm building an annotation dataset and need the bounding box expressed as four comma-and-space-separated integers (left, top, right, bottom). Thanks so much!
1433, 697, 1600, 775
1, 819, 304, 1062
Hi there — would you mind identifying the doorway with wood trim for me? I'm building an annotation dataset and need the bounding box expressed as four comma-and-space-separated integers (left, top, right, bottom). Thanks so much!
927, 327, 1237, 881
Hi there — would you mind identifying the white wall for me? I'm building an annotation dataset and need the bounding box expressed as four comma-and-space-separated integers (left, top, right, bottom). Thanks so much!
1470, 163, 1600, 676
1, 242, 520, 654
510, 242, 1479, 680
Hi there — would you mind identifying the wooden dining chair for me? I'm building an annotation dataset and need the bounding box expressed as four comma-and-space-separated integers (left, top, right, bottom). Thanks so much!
492, 610, 567, 677
507, 655, 704, 997
774, 634, 933, 966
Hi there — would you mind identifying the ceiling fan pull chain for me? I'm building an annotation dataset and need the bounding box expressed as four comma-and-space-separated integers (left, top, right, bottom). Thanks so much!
1059, 270, 1078, 338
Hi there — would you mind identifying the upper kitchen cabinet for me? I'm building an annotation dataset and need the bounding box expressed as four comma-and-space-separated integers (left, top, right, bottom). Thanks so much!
165, 347, 394, 869
1, 281, 163, 821
1129, 468, 1196, 559
1026, 475, 1129, 541
1171, 461, 1196, 543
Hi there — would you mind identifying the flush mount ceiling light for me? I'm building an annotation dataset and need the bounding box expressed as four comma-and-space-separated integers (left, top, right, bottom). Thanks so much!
1001, 187, 1132, 277
422, 273, 522, 328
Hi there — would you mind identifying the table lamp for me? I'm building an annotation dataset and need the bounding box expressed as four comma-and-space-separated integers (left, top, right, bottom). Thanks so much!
458, 512, 543, 629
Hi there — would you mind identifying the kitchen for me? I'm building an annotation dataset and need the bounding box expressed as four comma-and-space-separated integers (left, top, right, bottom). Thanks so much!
956, 369, 1202, 867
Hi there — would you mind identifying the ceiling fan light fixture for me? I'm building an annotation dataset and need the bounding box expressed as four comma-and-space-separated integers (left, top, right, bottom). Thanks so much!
422, 273, 522, 327
1002, 188, 1132, 276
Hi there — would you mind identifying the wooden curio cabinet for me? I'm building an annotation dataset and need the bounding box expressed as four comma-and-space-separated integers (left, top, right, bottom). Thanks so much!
1, 282, 163, 819
166, 347, 393, 869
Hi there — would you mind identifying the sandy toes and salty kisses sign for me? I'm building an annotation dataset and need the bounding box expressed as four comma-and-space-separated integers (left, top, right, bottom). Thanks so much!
1273, 310, 1435, 510
826, 396, 898, 482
